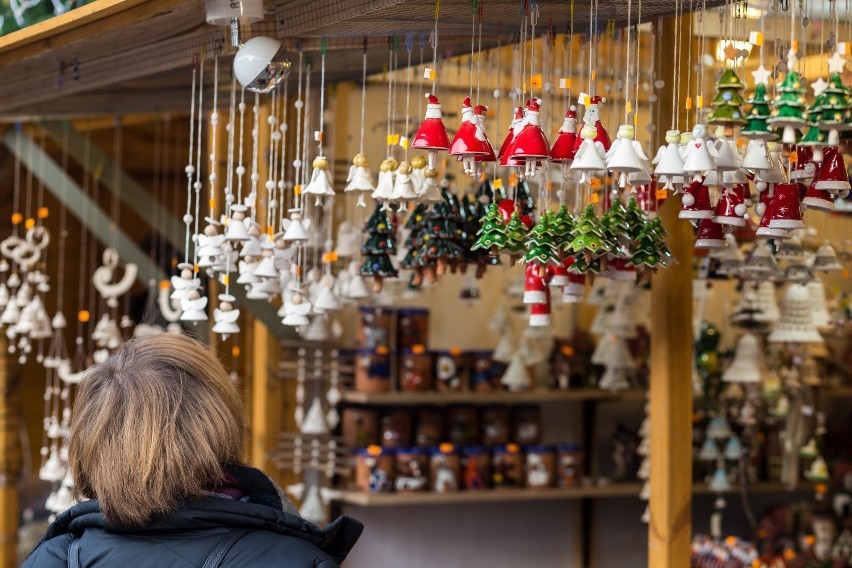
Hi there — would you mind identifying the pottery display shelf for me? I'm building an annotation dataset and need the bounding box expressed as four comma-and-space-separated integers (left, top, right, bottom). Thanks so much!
340, 387, 646, 406
335, 481, 812, 507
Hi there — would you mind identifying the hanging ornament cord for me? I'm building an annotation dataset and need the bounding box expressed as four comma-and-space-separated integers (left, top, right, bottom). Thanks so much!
249, 91, 260, 223
208, 55, 220, 225
75, 131, 92, 370
145, 117, 163, 323
110, 117, 124, 318
193, 62, 206, 273
302, 59, 313, 279
293, 49, 304, 213
385, 41, 394, 161
318, 39, 327, 159
624, 0, 632, 122
634, 0, 643, 130
431, 0, 440, 94
224, 75, 236, 225
277, 73, 289, 230
671, 0, 681, 131
491, 33, 502, 185
404, 33, 413, 162
184, 58, 199, 266
266, 89, 279, 236
235, 86, 247, 213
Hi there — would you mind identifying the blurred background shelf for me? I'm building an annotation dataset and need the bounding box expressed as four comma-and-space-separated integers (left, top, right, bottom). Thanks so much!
340, 388, 646, 406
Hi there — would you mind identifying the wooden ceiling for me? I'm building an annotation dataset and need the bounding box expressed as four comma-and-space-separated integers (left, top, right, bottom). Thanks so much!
0, 0, 723, 117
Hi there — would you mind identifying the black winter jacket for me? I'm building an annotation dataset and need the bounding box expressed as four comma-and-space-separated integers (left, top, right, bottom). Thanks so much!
22, 467, 363, 568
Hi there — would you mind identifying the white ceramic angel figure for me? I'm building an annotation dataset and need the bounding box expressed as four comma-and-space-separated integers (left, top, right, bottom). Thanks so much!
416, 167, 444, 203
371, 158, 397, 211
569, 106, 607, 184
212, 293, 241, 338
302, 156, 335, 206
344, 154, 375, 207
281, 292, 312, 327
196, 222, 226, 270
390, 161, 418, 211
179, 290, 208, 322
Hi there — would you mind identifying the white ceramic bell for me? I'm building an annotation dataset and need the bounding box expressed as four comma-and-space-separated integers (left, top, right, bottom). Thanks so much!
698, 438, 720, 461
654, 130, 685, 190
741, 139, 772, 171
252, 243, 279, 279
682, 125, 716, 179
709, 138, 740, 172
812, 241, 843, 272
709, 466, 731, 492
302, 156, 336, 204
501, 351, 532, 392
768, 284, 824, 344
599, 366, 631, 391
570, 139, 607, 182
224, 206, 250, 242
806, 277, 833, 331
313, 278, 340, 312
607, 125, 644, 187
236, 261, 260, 285
301, 397, 329, 434
282, 211, 309, 242
723, 333, 765, 383
179, 293, 209, 322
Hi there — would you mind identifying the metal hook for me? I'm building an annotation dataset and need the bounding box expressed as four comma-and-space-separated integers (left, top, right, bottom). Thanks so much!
779, 0, 789, 11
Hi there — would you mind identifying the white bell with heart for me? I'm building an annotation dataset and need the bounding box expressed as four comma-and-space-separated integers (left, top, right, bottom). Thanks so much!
681, 124, 716, 181
741, 139, 772, 171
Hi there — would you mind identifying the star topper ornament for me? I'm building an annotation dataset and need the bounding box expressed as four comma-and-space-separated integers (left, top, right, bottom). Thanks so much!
827, 51, 847, 74
723, 42, 738, 62
751, 65, 772, 86
811, 76, 829, 97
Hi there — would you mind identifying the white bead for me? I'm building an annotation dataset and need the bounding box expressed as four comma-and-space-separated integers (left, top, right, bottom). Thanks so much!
293, 159, 302, 168
211, 113, 219, 124
294, 100, 304, 109
280, 124, 288, 132
253, 105, 260, 114
225, 194, 235, 204
236, 166, 246, 176
269, 199, 278, 208
209, 173, 217, 182
267, 116, 277, 125
265, 180, 275, 190
239, 102, 246, 112
272, 131, 281, 141
225, 124, 232, 132
185, 165, 195, 174
183, 214, 194, 224
193, 181, 203, 190
251, 173, 260, 182
251, 129, 258, 138
277, 181, 285, 190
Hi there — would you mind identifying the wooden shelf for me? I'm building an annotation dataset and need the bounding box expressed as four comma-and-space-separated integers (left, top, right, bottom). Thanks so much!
335, 484, 644, 507
335, 481, 811, 507
340, 388, 645, 406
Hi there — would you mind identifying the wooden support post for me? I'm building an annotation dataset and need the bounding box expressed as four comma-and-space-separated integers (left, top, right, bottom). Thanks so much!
0, 339, 22, 568
648, 14, 694, 568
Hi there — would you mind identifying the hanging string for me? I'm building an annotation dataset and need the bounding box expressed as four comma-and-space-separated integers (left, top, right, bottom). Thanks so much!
386, 41, 394, 157
56, 123, 69, 314
318, 38, 327, 156
225, 76, 236, 218
624, 0, 633, 122
672, 0, 682, 130
476, 2, 483, 103
192, 61, 206, 270
208, 55, 220, 220
236, 87, 247, 208
431, 0, 440, 93
293, 49, 304, 211
358, 43, 368, 156
491, 34, 502, 181
470, 1, 477, 101
634, 0, 643, 126
267, 89, 279, 233
184, 59, 198, 264
75, 131, 91, 358
685, 0, 693, 128
529, 1, 538, 99
587, 0, 595, 94
110, 118, 122, 252
249, 91, 260, 220
277, 73, 290, 226
404, 33, 413, 161
11, 123, 22, 240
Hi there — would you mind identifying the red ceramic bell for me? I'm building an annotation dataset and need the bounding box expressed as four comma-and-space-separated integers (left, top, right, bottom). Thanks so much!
790, 145, 817, 181
550, 105, 578, 162
573, 95, 611, 154
733, 182, 751, 208
473, 105, 497, 162
713, 189, 747, 227
529, 288, 552, 327
550, 261, 570, 286
813, 146, 851, 196
510, 98, 551, 177
498, 107, 524, 166
412, 93, 451, 169
606, 257, 637, 281
679, 179, 713, 220
694, 218, 726, 249
802, 178, 835, 212
634, 179, 659, 213
523, 262, 547, 304
755, 192, 789, 239
449, 97, 483, 156
767, 183, 804, 230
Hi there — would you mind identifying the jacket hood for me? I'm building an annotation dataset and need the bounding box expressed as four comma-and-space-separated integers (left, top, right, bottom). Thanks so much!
40, 466, 363, 564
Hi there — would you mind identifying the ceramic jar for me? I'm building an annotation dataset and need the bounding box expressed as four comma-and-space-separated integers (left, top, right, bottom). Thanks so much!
413, 407, 444, 447
433, 349, 467, 393
380, 408, 412, 449
467, 350, 498, 392
525, 445, 556, 488
555, 444, 584, 487
492, 444, 524, 488
481, 406, 510, 445
446, 405, 479, 446
397, 308, 430, 350
353, 446, 394, 493
394, 448, 430, 492
430, 444, 461, 492
354, 348, 391, 393
356, 306, 393, 349
341, 406, 379, 447
511, 406, 542, 445
461, 446, 491, 490
399, 347, 433, 392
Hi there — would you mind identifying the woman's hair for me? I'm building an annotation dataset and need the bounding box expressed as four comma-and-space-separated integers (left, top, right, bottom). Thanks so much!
69, 334, 245, 527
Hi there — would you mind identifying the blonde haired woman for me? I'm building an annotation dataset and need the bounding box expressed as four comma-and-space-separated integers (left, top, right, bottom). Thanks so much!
23, 334, 362, 567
